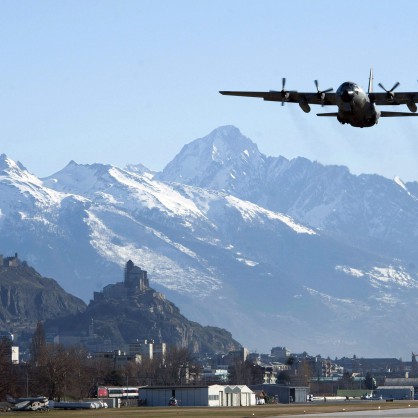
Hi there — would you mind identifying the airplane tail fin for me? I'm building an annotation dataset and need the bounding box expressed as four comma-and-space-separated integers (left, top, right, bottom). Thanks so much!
368, 68, 373, 94
380, 111, 418, 117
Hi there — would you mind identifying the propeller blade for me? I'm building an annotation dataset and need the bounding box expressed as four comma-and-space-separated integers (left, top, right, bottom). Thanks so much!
378, 82, 400, 93
390, 81, 400, 92
315, 80, 333, 106
378, 81, 399, 103
315, 80, 333, 94
280, 77, 289, 106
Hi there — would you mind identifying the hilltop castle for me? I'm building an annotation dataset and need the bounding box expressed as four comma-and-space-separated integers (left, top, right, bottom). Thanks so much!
93, 260, 149, 302
0, 253, 20, 268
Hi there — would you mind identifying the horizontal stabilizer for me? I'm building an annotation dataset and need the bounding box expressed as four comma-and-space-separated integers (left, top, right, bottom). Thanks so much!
316, 112, 338, 117
380, 111, 418, 117
219, 91, 267, 98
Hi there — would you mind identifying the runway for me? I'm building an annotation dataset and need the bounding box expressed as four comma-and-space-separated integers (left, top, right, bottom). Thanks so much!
287, 407, 418, 417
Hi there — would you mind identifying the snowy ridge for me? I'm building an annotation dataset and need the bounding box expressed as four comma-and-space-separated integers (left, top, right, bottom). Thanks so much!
44, 162, 207, 224
394, 175, 418, 201
225, 195, 316, 235
108, 167, 206, 221
394, 176, 408, 191
336, 265, 418, 289
0, 155, 66, 208
305, 287, 370, 318
86, 209, 220, 295
236, 257, 259, 267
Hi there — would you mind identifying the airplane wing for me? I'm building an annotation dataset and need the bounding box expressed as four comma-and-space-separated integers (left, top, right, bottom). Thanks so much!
219, 91, 337, 106
371, 92, 418, 106
14, 401, 31, 410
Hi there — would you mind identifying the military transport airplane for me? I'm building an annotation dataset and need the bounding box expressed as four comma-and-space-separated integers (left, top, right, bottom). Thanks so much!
220, 69, 418, 128
6, 394, 49, 411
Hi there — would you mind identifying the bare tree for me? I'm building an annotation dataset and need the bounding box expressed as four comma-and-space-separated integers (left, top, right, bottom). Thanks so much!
30, 321, 46, 366
64, 346, 93, 400
132, 357, 157, 386
228, 360, 265, 385
34, 344, 72, 399
292, 359, 314, 387
0, 337, 18, 398
151, 346, 193, 385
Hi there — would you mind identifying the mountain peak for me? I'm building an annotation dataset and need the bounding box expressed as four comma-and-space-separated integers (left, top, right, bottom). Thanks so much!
209, 124, 242, 138
157, 126, 265, 192
206, 125, 258, 152
0, 154, 28, 176
42, 161, 116, 194
125, 162, 155, 178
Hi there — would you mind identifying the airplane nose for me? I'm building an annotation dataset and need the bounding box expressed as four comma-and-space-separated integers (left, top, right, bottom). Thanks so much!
341, 89, 353, 102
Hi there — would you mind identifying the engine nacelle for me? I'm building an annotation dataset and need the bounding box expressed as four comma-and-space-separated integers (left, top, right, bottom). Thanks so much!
407, 100, 417, 113
299, 100, 311, 113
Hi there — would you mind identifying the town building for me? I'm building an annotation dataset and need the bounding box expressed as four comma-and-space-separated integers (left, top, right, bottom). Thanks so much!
93, 350, 141, 369
335, 356, 403, 375
258, 361, 290, 384
227, 347, 249, 363
128, 339, 166, 362
11, 346, 19, 364
0, 332, 19, 364
271, 346, 291, 362
200, 368, 229, 383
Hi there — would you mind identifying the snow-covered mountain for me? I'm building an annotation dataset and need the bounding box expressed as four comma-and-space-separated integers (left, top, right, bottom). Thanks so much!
1, 127, 418, 357
159, 126, 418, 260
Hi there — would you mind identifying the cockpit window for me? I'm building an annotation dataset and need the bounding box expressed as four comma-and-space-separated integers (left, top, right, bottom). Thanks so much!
337, 82, 358, 93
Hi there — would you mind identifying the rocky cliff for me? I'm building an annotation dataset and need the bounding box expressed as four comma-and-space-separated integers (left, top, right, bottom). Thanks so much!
0, 258, 240, 354
47, 271, 241, 354
0, 261, 86, 332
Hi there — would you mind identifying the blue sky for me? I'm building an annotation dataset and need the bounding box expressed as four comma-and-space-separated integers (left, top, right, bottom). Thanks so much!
1, 0, 418, 180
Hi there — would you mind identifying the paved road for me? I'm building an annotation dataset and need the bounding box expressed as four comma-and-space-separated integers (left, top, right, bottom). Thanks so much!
285, 407, 418, 417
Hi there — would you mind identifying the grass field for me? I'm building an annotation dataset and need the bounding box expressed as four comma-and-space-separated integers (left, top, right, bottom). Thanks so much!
3, 401, 416, 417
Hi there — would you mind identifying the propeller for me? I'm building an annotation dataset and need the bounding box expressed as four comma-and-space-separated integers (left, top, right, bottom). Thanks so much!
280, 78, 289, 106
270, 78, 294, 106
378, 82, 400, 101
314, 80, 333, 105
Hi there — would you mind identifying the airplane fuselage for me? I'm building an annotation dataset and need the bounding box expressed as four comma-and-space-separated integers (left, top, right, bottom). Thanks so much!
335, 82, 379, 128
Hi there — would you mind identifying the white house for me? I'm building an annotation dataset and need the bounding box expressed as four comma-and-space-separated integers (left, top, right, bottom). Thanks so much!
209, 385, 255, 407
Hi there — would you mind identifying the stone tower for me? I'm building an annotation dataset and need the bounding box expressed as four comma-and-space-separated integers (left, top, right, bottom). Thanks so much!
124, 260, 149, 291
